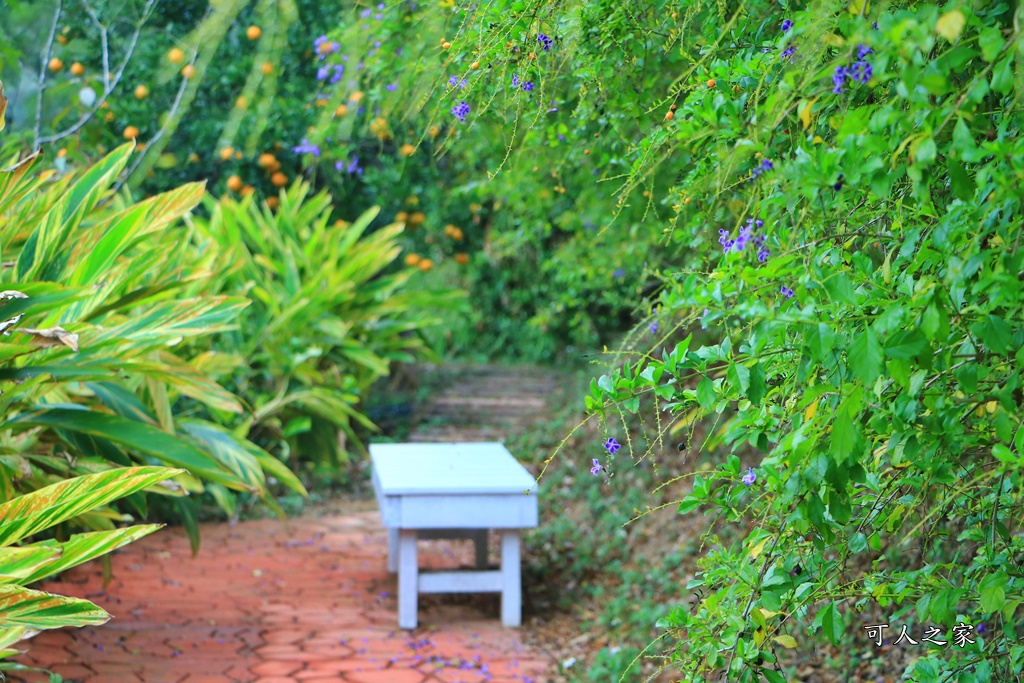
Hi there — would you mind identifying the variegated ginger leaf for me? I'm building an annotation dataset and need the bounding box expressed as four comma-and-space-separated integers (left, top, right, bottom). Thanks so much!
0, 547, 61, 585
0, 585, 109, 630
19, 525, 162, 585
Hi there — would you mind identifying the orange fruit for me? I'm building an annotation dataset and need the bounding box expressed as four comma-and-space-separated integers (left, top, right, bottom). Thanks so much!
241, 185, 255, 196
399, 144, 416, 157
258, 153, 277, 168
271, 171, 287, 186
136, 143, 147, 153
442, 41, 451, 50
335, 219, 350, 227
707, 79, 716, 87
261, 62, 273, 75
470, 61, 480, 69
227, 175, 243, 192
418, 258, 433, 271
684, 197, 691, 204
181, 65, 195, 79
408, 211, 426, 225
451, 228, 464, 240
665, 111, 675, 121
404, 253, 421, 266
219, 147, 235, 161
455, 253, 469, 264
168, 48, 185, 64
335, 104, 348, 117
57, 34, 69, 46
349, 91, 363, 102
234, 151, 242, 159
429, 125, 440, 138
671, 11, 678, 18
48, 58, 63, 72
267, 160, 281, 173
584, 149, 590, 155
246, 25, 262, 40
135, 84, 149, 99
395, 212, 408, 222
188, 152, 200, 163
70, 62, 85, 76
266, 196, 279, 209
123, 125, 140, 140
57, 148, 67, 158
104, 111, 115, 122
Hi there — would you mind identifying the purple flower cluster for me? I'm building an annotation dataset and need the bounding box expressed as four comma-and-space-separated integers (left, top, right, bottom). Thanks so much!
538, 33, 553, 51
335, 154, 363, 175
719, 218, 770, 261
781, 18, 793, 32
314, 35, 340, 59
649, 321, 659, 334
451, 101, 470, 122
833, 46, 873, 93
612, 268, 625, 279
742, 467, 757, 485
751, 157, 774, 180
317, 63, 345, 83
780, 285, 794, 298
782, 44, 797, 59
521, 81, 534, 92
511, 74, 519, 87
590, 458, 604, 476
511, 74, 534, 91
604, 437, 621, 455
293, 138, 321, 157
447, 75, 468, 88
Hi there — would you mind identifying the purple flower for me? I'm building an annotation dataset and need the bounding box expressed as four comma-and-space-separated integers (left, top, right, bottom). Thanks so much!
521, 81, 534, 92
612, 268, 625, 279
782, 44, 796, 59
832, 65, 848, 94
742, 468, 756, 485
758, 247, 770, 262
538, 33, 553, 51
511, 74, 519, 87
590, 458, 604, 476
781, 18, 793, 32
375, 13, 383, 19
649, 321, 659, 334
780, 286, 794, 298
451, 101, 470, 122
449, 75, 459, 87
360, 8, 372, 17
833, 174, 844, 191
330, 64, 345, 84
857, 44, 872, 59
317, 67, 329, 80
872, 21, 879, 30
337, 154, 362, 174
850, 60, 873, 83
386, 82, 398, 91
378, 2, 385, 7
977, 623, 987, 634
761, 158, 773, 171
293, 138, 321, 157
603, 438, 621, 455
557, 133, 565, 141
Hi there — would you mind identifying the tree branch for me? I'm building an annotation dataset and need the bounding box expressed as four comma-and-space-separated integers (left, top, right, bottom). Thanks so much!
37, 0, 159, 147
32, 0, 63, 151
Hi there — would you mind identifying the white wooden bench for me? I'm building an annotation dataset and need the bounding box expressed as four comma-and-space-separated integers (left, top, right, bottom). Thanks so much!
368, 442, 538, 629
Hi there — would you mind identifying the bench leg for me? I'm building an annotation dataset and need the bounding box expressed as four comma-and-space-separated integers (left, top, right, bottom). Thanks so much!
387, 527, 399, 573
472, 529, 488, 568
500, 530, 521, 627
398, 529, 418, 629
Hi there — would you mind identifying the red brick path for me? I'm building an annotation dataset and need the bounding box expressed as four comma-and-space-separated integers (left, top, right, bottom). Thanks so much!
9, 512, 554, 683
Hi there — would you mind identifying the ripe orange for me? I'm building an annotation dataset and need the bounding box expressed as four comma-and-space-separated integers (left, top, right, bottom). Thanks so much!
57, 34, 69, 46
451, 228, 464, 240
246, 25, 262, 40
395, 212, 408, 222
408, 211, 426, 225
123, 125, 140, 140
349, 91, 363, 102
470, 61, 479, 69
584, 149, 590, 155
418, 258, 433, 271
258, 153, 277, 168
404, 253, 421, 266
227, 175, 243, 192
70, 62, 85, 76
441, 41, 451, 50
271, 171, 287, 186
335, 104, 348, 117
241, 185, 255, 196
665, 111, 675, 121
707, 79, 716, 87
429, 125, 440, 138
168, 48, 185, 64
48, 58, 63, 72
261, 62, 273, 75
266, 196, 279, 210
455, 253, 469, 265
181, 65, 195, 79
684, 197, 692, 204
399, 144, 416, 157
267, 160, 281, 173
219, 147, 235, 161
57, 148, 67, 158
234, 151, 242, 159
135, 85, 149, 99
314, 98, 328, 107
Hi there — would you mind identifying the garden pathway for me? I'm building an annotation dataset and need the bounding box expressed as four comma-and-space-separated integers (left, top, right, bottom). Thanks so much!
10, 364, 563, 683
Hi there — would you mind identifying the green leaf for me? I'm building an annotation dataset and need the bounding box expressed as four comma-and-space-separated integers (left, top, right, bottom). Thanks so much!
762, 669, 788, 683
848, 330, 883, 383
978, 26, 1005, 62
177, 419, 266, 492
0, 467, 178, 547
0, 585, 109, 630
914, 135, 937, 164
980, 573, 1007, 614
7, 408, 250, 492
696, 377, 716, 410
747, 362, 766, 406
992, 54, 1014, 94
884, 329, 927, 360
0, 547, 61, 584
819, 602, 844, 646
973, 314, 1012, 353
727, 362, 750, 396
948, 160, 973, 201
825, 273, 857, 305
19, 526, 162, 584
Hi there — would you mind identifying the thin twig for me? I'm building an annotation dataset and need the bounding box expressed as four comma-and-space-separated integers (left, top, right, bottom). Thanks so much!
32, 0, 63, 150
37, 0, 159, 146
81, 0, 111, 92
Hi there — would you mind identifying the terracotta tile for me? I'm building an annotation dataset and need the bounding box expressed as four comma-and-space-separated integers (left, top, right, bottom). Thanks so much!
251, 661, 302, 676
346, 669, 426, 683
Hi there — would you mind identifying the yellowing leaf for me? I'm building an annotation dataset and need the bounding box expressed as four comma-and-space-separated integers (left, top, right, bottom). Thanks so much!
773, 635, 798, 648
0, 80, 6, 133
986, 400, 998, 414
812, 135, 824, 144
848, 0, 869, 14
755, 607, 781, 620
749, 536, 770, 559
936, 10, 966, 42
799, 99, 817, 129
804, 401, 818, 421
822, 32, 846, 47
